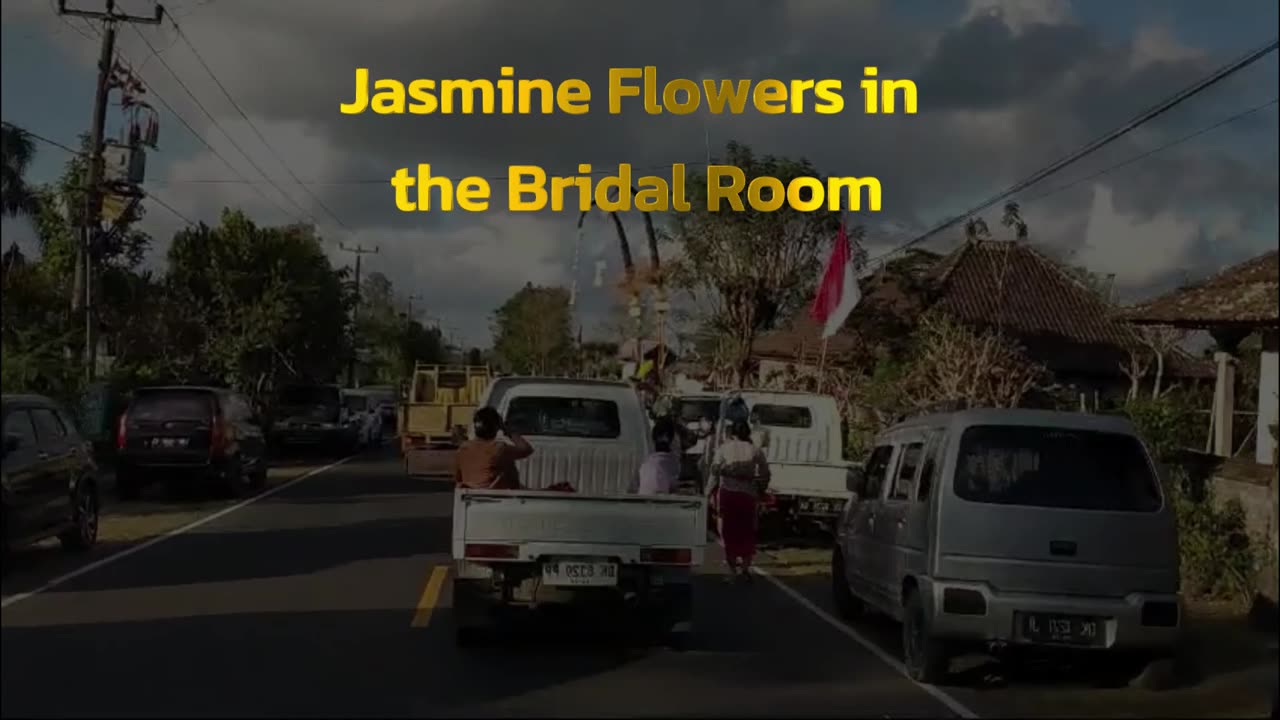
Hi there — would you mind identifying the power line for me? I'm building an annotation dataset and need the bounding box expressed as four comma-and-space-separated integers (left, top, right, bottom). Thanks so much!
144, 159, 716, 186
2, 119, 195, 227
68, 17, 302, 222
1, 121, 83, 155
143, 190, 196, 226
1018, 96, 1279, 207
167, 15, 353, 232
124, 22, 314, 222
863, 36, 1280, 268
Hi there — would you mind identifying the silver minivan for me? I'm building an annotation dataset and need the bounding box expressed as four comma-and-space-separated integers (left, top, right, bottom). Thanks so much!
833, 408, 1181, 684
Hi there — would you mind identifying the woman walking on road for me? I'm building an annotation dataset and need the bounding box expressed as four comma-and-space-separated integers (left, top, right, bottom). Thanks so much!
710, 419, 771, 583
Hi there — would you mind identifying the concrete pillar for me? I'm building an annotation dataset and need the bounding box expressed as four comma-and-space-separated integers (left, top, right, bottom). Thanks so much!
1212, 351, 1236, 457
1258, 331, 1279, 466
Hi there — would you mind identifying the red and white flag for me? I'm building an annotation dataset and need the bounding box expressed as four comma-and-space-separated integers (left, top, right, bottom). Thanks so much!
809, 223, 862, 339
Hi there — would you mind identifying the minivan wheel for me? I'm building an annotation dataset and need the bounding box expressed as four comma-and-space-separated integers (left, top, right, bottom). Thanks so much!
903, 588, 950, 684
831, 548, 864, 620
59, 485, 98, 551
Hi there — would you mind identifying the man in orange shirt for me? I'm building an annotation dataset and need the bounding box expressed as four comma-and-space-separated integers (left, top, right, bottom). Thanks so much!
453, 407, 534, 490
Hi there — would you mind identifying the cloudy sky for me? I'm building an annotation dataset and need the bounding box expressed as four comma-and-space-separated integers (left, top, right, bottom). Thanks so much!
2, 0, 1277, 348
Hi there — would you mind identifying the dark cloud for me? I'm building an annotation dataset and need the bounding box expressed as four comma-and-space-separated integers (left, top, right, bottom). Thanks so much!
16, 0, 1273, 343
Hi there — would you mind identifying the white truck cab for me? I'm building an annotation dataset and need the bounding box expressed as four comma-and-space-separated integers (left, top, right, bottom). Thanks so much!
703, 390, 856, 532
451, 378, 707, 647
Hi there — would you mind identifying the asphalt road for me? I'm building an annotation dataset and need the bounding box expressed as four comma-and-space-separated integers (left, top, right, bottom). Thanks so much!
1, 448, 963, 718
2, 449, 1273, 718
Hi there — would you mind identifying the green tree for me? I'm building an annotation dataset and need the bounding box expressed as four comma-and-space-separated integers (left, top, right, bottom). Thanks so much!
667, 141, 843, 385
163, 211, 352, 403
491, 282, 574, 375
1, 124, 38, 218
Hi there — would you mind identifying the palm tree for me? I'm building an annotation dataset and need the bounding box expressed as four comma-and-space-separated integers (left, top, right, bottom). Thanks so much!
1, 125, 38, 218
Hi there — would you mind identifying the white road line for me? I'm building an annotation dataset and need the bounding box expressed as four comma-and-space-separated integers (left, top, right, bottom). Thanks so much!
1, 456, 354, 610
752, 565, 980, 719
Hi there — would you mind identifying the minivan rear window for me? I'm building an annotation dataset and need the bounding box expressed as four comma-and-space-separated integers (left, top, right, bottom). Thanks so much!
751, 404, 812, 428
954, 425, 1161, 512
505, 396, 621, 439
130, 390, 215, 421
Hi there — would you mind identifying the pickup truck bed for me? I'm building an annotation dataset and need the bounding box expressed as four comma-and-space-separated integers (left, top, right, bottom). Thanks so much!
453, 489, 707, 564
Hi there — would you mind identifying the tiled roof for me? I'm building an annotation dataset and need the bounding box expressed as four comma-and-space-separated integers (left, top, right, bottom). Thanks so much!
1124, 250, 1279, 327
753, 240, 1214, 380
928, 240, 1137, 348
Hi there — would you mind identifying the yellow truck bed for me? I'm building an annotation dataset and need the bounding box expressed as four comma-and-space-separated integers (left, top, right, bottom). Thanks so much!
400, 365, 492, 469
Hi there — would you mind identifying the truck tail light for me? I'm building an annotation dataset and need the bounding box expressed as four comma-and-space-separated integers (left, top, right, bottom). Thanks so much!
640, 547, 693, 565
464, 543, 519, 560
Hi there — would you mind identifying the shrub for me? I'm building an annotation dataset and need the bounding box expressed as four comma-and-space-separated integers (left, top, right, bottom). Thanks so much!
1124, 391, 1201, 462
1165, 467, 1264, 602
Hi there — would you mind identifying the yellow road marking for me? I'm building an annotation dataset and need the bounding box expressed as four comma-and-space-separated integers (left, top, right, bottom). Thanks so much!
411, 565, 449, 627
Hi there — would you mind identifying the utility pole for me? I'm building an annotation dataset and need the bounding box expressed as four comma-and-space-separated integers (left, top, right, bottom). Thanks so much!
405, 293, 423, 324
338, 242, 379, 387
59, 0, 163, 381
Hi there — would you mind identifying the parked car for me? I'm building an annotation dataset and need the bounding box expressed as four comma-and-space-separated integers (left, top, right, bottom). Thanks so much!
2, 393, 100, 560
833, 408, 1181, 685
342, 389, 383, 448
115, 386, 268, 500
270, 383, 359, 455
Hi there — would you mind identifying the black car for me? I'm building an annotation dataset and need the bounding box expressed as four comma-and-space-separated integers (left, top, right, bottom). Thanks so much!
115, 386, 268, 500
2, 394, 100, 559
270, 384, 359, 455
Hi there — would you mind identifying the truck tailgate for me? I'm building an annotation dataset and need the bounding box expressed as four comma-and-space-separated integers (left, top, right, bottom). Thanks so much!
453, 490, 707, 564
767, 462, 852, 500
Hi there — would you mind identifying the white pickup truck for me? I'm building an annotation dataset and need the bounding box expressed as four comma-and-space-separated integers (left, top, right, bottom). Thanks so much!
451, 378, 707, 647
703, 390, 856, 533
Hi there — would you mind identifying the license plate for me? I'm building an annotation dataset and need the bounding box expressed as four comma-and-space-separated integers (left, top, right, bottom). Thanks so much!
541, 560, 618, 587
152, 437, 189, 449
1017, 612, 1104, 646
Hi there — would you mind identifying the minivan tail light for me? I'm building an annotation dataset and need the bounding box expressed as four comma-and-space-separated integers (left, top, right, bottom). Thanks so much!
116, 413, 128, 450
209, 414, 227, 456
464, 543, 519, 560
640, 547, 693, 565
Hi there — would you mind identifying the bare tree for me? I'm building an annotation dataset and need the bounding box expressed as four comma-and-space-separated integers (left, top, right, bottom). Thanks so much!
1001, 202, 1029, 240
1120, 347, 1154, 401
902, 311, 1047, 410
964, 217, 990, 242
1136, 325, 1187, 399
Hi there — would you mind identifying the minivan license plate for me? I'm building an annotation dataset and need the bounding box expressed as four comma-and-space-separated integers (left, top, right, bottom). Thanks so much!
1017, 612, 1104, 646
542, 560, 618, 587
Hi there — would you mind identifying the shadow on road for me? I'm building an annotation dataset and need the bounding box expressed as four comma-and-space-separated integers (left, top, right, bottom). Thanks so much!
0, 607, 644, 718
37, 514, 452, 594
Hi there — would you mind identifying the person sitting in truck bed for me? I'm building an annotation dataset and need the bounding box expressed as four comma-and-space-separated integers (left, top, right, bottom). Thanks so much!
635, 418, 681, 495
453, 407, 534, 490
